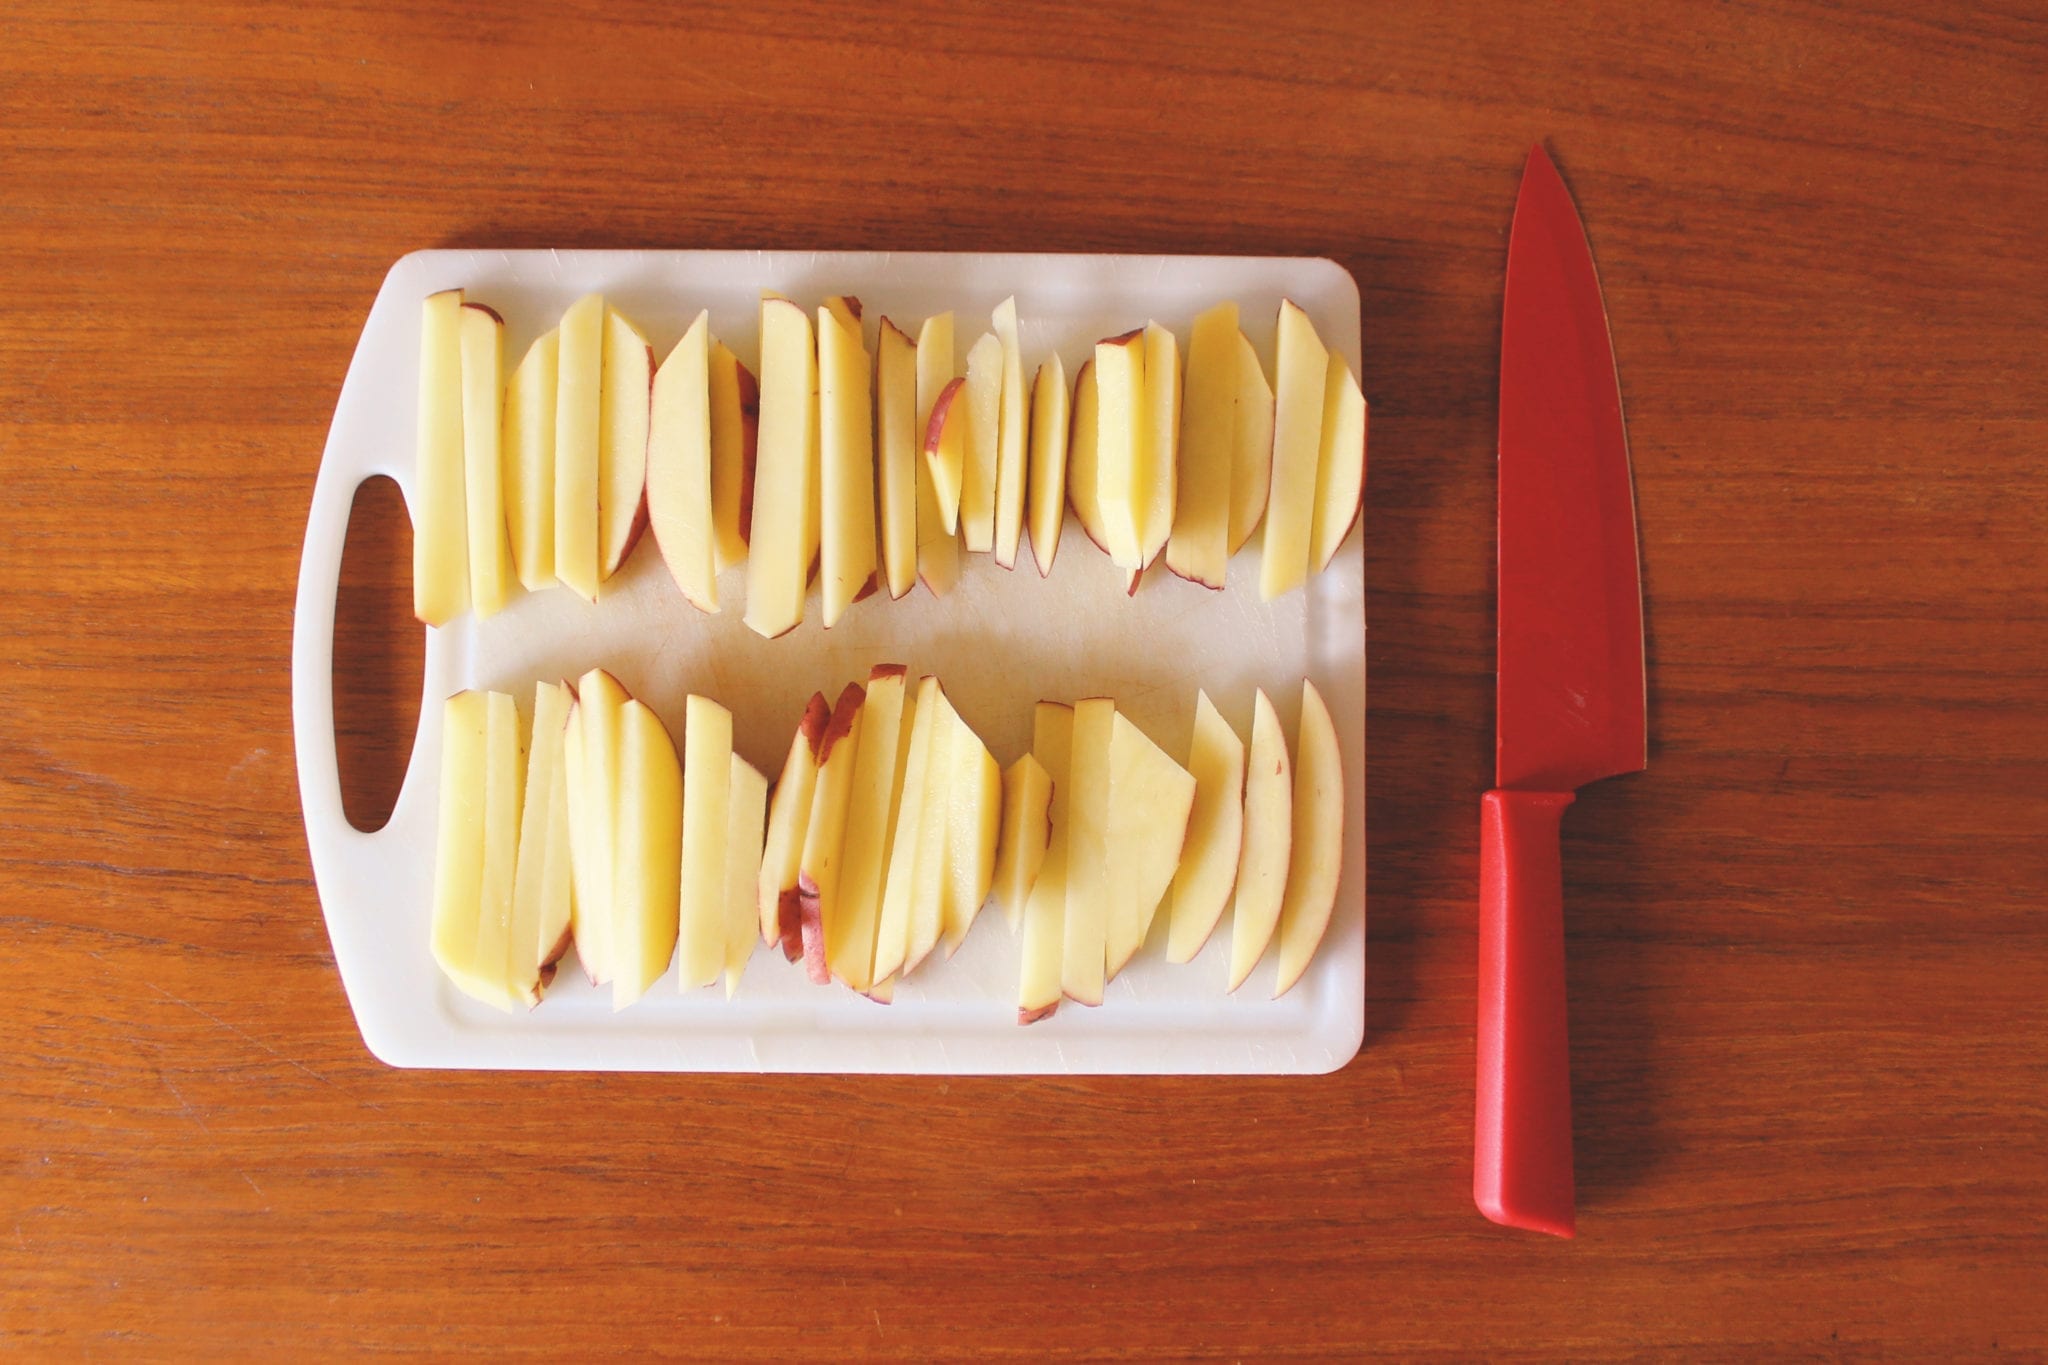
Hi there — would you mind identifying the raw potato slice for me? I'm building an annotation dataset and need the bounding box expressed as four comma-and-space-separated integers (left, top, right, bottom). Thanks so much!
502, 327, 559, 590
553, 292, 604, 603
1309, 353, 1367, 570
818, 299, 878, 626
413, 289, 468, 626
991, 297, 1028, 569
677, 694, 733, 991
428, 691, 524, 1011
1027, 354, 1069, 576
1102, 712, 1197, 979
1229, 689, 1293, 991
1059, 698, 1117, 1006
916, 458, 962, 594
745, 296, 819, 639
993, 752, 1052, 930
647, 310, 717, 612
564, 668, 628, 986
1066, 359, 1107, 553
903, 683, 955, 973
475, 695, 527, 1012
708, 341, 758, 573
509, 680, 576, 1005
1166, 691, 1246, 964
1092, 330, 1147, 568
913, 313, 962, 596
1017, 702, 1073, 1024
468, 695, 524, 1002
923, 377, 967, 533
723, 754, 769, 998
873, 675, 940, 986
599, 306, 654, 578
459, 303, 515, 618
938, 695, 1001, 960
960, 331, 1003, 552
429, 691, 501, 1007
610, 699, 682, 1008
1137, 320, 1180, 571
797, 682, 867, 983
1165, 302, 1239, 589
1258, 300, 1330, 601
1227, 330, 1276, 555
828, 667, 911, 992
758, 692, 831, 958
876, 318, 920, 598
1273, 681, 1344, 996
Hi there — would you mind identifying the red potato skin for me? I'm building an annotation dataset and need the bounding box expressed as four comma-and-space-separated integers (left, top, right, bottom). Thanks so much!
778, 695, 827, 961
797, 876, 829, 983
1018, 1001, 1059, 1026
459, 301, 504, 326
795, 681, 867, 984
777, 887, 804, 962
765, 689, 833, 957
868, 663, 908, 682
816, 682, 866, 764
923, 376, 966, 455
797, 690, 832, 760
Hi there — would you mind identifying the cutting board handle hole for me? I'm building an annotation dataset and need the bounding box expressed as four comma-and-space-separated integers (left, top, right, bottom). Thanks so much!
332, 475, 422, 833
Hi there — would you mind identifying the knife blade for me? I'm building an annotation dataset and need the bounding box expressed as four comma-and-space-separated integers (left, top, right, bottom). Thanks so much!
1476, 144, 1647, 1238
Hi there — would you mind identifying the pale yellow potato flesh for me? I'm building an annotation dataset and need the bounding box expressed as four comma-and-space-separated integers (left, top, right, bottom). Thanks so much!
552, 292, 604, 603
459, 303, 515, 618
1166, 691, 1246, 965
744, 297, 818, 639
1257, 300, 1330, 601
677, 694, 733, 992
647, 311, 717, 612
502, 327, 559, 590
1273, 680, 1344, 998
413, 289, 468, 626
1228, 688, 1294, 991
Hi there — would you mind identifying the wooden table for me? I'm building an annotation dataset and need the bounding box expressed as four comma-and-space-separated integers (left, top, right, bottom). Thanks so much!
7, 2, 2043, 1356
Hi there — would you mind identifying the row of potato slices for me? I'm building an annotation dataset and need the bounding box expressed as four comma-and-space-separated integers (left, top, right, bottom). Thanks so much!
429, 665, 1002, 1012
431, 668, 1343, 1021
411, 290, 1366, 631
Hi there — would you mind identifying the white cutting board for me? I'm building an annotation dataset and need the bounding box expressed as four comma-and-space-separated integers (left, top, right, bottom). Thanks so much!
293, 250, 1365, 1073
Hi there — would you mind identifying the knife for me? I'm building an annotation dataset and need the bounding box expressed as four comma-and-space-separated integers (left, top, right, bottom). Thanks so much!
1476, 144, 1647, 1238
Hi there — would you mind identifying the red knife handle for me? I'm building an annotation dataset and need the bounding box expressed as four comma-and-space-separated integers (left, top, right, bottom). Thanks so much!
1475, 788, 1578, 1237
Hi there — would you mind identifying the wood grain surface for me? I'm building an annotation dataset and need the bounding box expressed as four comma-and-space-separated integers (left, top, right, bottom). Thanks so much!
5, 1, 2044, 1356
